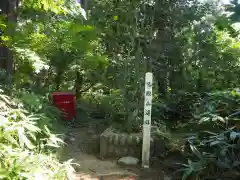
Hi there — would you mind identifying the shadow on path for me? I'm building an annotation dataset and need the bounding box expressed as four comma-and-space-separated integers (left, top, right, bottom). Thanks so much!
58, 111, 166, 180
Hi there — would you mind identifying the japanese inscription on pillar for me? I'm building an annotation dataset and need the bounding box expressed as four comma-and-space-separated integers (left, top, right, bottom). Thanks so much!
142, 72, 153, 168
144, 74, 152, 126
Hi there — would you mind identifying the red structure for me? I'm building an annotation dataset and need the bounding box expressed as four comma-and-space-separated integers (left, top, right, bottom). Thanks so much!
52, 92, 76, 120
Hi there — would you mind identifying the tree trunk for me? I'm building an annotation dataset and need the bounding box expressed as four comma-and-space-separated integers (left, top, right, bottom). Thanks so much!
55, 72, 63, 91
75, 71, 83, 99
0, 0, 19, 85
80, 0, 87, 10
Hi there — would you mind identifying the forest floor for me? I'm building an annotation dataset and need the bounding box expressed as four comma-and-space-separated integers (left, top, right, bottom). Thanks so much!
58, 115, 169, 180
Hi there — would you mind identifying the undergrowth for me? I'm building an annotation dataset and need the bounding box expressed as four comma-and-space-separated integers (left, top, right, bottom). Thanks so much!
173, 89, 240, 180
0, 87, 76, 180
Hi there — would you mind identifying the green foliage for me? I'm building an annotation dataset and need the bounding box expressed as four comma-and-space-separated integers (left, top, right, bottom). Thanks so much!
79, 88, 125, 123
177, 91, 240, 180
225, 0, 240, 23
7, 0, 239, 134
82, 0, 240, 132
195, 89, 240, 120
0, 69, 10, 85
2, 0, 240, 178
22, 0, 66, 14
0, 88, 75, 179
13, 1, 107, 93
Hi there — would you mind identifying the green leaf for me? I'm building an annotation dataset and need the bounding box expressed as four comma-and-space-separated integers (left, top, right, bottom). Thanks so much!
4, 133, 19, 146
189, 144, 204, 162
45, 143, 61, 148
0, 23, 6, 29
199, 117, 210, 124
231, 42, 240, 49
18, 127, 35, 149
0, 169, 8, 178
114, 15, 118, 21
23, 122, 40, 132
27, 115, 40, 121
28, 131, 37, 141
182, 169, 192, 180
202, 131, 216, 135
0, 94, 11, 105
210, 140, 221, 146
1, 36, 9, 42
0, 115, 9, 126
79, 6, 87, 20
47, 135, 64, 147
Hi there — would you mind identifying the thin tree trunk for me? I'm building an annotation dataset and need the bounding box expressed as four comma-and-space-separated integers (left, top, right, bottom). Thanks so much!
55, 72, 63, 91
75, 71, 83, 99
0, 0, 19, 85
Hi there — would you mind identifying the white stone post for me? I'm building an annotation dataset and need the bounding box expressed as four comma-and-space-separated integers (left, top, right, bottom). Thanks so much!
141, 72, 153, 168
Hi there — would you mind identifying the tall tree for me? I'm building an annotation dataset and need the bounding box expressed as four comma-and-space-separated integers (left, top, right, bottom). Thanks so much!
0, 0, 19, 83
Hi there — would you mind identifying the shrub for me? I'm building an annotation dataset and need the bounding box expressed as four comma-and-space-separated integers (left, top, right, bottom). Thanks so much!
178, 89, 240, 180
194, 89, 240, 119
0, 88, 75, 179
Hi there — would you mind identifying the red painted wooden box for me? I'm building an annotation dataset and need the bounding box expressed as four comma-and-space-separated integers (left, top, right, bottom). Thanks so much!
52, 92, 76, 120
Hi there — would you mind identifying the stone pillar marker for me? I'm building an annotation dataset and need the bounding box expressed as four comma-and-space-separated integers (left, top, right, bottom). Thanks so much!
142, 72, 153, 168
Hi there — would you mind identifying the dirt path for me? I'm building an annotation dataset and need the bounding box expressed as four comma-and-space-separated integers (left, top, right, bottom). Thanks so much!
59, 120, 167, 180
